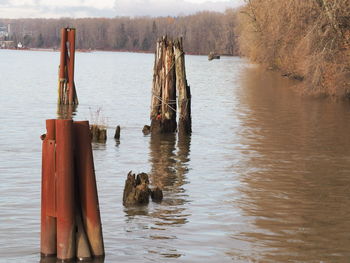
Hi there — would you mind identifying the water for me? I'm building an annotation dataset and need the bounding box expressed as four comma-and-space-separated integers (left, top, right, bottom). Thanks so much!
1, 50, 350, 262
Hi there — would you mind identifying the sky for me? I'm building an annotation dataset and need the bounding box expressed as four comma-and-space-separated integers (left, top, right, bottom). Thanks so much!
0, 0, 245, 18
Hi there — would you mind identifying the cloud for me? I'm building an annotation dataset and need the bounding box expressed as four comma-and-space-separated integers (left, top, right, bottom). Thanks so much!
114, 0, 243, 17
0, 0, 244, 18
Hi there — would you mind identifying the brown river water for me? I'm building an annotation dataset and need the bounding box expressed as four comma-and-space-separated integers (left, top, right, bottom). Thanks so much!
1, 50, 350, 262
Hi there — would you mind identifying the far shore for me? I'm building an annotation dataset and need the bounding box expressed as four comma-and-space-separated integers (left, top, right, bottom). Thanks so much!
0, 47, 236, 57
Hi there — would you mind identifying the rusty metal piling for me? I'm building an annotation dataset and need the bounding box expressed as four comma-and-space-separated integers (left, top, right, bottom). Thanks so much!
56, 119, 75, 260
74, 121, 105, 257
40, 119, 104, 261
41, 120, 57, 256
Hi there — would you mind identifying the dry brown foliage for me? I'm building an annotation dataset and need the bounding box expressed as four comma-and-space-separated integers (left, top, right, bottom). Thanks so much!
235, 0, 350, 97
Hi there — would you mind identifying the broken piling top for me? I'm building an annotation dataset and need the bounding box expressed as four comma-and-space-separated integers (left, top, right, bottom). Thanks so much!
150, 36, 177, 133
58, 28, 78, 105
150, 36, 191, 134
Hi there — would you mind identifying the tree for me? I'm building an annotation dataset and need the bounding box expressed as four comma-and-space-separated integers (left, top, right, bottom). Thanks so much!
115, 23, 128, 49
142, 37, 150, 51
37, 33, 44, 47
23, 34, 32, 47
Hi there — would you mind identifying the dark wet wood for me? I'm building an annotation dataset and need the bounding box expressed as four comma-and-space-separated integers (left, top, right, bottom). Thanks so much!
90, 125, 107, 143
123, 172, 150, 206
123, 172, 163, 205
150, 187, 163, 202
114, 125, 120, 140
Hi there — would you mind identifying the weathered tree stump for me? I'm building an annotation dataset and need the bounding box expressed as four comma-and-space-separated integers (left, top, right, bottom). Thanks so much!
90, 124, 107, 143
174, 38, 192, 135
149, 36, 191, 135
150, 36, 177, 134
123, 172, 163, 206
123, 172, 150, 206
142, 125, 151, 135
150, 187, 163, 202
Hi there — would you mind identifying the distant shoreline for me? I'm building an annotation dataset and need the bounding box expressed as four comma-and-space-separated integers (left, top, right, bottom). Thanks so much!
0, 47, 235, 57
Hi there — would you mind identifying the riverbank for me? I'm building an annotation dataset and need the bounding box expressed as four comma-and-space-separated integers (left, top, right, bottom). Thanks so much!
0, 47, 235, 57
235, 0, 350, 98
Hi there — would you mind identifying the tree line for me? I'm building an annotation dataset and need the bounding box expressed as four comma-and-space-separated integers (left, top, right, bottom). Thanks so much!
235, 0, 350, 97
0, 9, 238, 55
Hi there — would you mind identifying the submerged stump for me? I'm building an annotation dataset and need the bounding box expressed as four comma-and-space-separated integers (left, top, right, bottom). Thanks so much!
208, 52, 220, 61
142, 125, 151, 135
123, 172, 163, 206
90, 124, 107, 143
150, 187, 163, 202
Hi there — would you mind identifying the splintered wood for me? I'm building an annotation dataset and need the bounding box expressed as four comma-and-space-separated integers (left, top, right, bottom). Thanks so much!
150, 36, 191, 135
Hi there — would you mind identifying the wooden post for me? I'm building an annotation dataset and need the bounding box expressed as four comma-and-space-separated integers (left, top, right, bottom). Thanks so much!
114, 125, 121, 140
162, 39, 177, 132
174, 37, 192, 135
150, 38, 164, 133
149, 36, 191, 134
58, 28, 78, 105
150, 37, 177, 133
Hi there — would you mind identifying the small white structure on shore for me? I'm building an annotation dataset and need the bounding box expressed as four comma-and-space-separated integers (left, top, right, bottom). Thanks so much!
17, 42, 23, 49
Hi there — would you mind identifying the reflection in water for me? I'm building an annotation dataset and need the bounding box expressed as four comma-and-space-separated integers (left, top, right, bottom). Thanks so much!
148, 133, 191, 226
149, 133, 190, 204
92, 142, 107, 151
235, 68, 350, 262
57, 104, 78, 119
123, 133, 191, 259
40, 256, 104, 263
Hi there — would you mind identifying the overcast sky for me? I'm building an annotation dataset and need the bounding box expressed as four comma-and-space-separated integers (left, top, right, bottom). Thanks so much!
0, 0, 245, 18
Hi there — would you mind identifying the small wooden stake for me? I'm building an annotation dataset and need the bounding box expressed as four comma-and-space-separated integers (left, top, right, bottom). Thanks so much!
114, 125, 121, 140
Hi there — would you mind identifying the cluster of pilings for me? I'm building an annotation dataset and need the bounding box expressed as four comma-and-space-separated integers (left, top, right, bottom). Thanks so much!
150, 36, 191, 135
40, 28, 193, 261
41, 119, 104, 261
58, 28, 78, 105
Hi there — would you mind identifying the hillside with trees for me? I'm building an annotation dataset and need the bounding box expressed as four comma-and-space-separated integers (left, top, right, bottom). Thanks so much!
235, 0, 350, 97
0, 9, 237, 55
